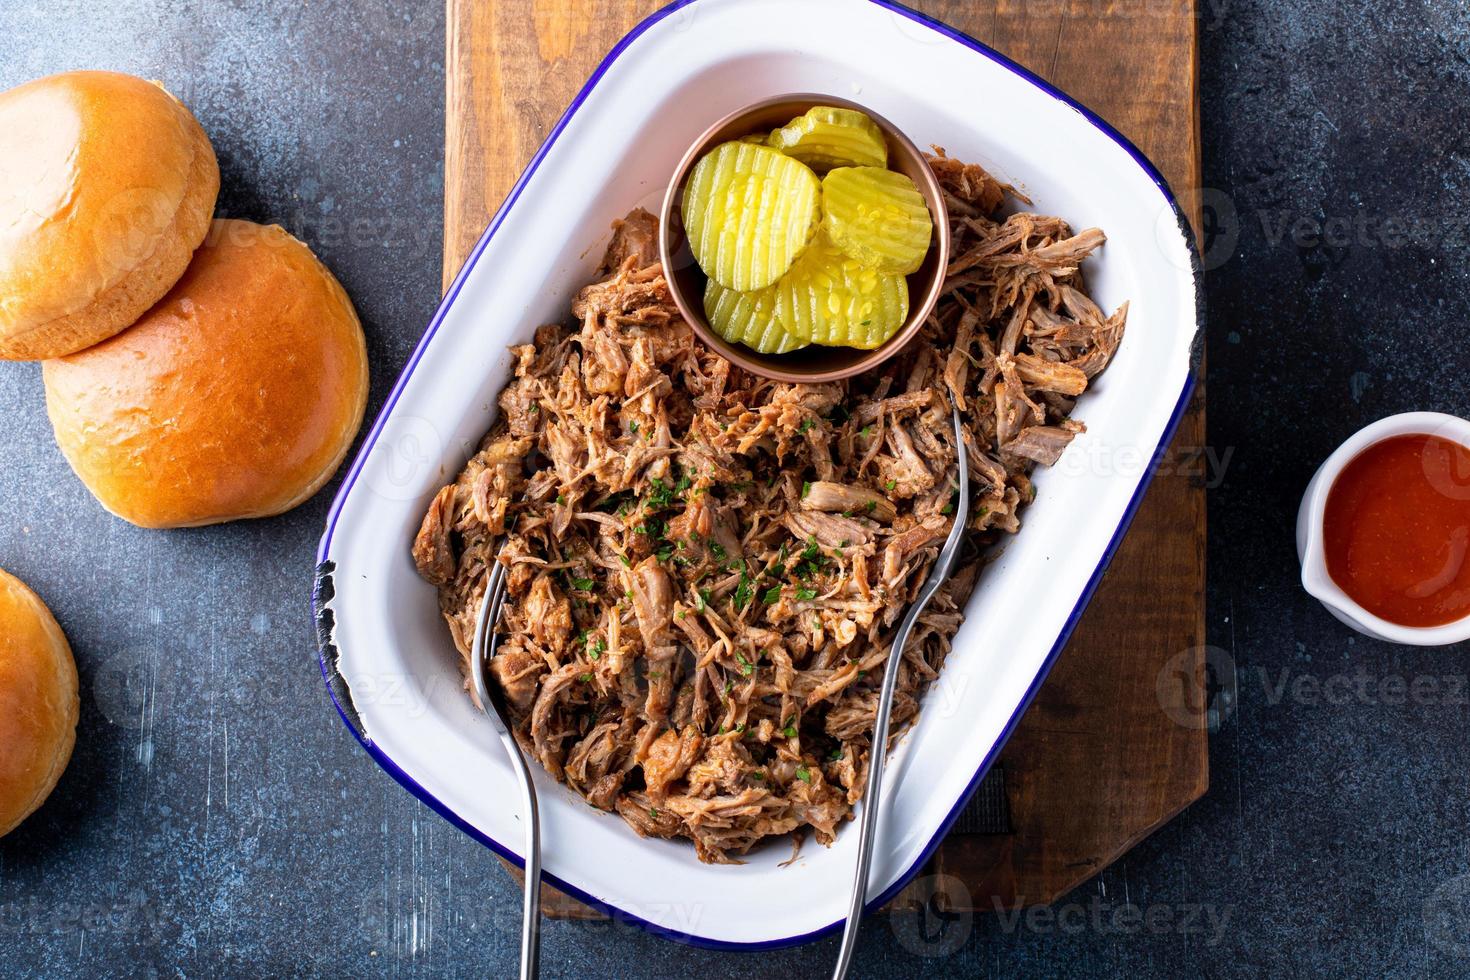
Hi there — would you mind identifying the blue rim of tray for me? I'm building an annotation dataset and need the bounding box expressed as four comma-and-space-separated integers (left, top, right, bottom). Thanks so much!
313, 0, 1204, 951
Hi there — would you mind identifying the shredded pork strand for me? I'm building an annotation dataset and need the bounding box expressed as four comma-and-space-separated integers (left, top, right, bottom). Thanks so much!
412, 154, 1127, 864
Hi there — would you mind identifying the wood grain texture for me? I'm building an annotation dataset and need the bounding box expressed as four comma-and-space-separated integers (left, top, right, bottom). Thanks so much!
445, 0, 1206, 916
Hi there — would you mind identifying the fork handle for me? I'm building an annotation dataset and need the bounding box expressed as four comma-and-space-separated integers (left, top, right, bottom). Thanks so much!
831, 602, 925, 980
499, 728, 542, 980
834, 399, 968, 979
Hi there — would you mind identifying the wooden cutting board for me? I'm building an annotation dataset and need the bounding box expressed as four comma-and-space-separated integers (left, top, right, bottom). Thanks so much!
444, 0, 1206, 917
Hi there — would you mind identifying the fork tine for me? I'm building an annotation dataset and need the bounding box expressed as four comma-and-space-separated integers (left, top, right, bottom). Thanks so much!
470, 559, 507, 711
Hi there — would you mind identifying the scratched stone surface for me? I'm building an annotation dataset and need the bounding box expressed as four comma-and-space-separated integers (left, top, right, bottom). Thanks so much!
2, 0, 1470, 977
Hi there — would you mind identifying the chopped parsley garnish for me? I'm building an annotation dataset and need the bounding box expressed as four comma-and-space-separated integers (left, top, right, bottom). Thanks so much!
649, 807, 659, 819
723, 679, 734, 696
735, 652, 755, 676
587, 638, 605, 660
885, 479, 897, 491
709, 541, 727, 560
864, 499, 877, 513
795, 587, 817, 602
617, 554, 631, 568
801, 480, 812, 498
792, 535, 826, 580
578, 673, 593, 683
799, 418, 816, 433
796, 766, 812, 783
696, 588, 711, 612
629, 421, 639, 434
646, 477, 674, 509
761, 585, 782, 605
860, 425, 872, 437
751, 770, 765, 782
782, 720, 797, 738
732, 567, 753, 610
829, 747, 844, 760
529, 403, 539, 412
569, 577, 595, 591
555, 493, 566, 505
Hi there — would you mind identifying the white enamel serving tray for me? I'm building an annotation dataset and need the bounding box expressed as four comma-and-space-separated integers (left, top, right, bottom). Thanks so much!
314, 0, 1199, 949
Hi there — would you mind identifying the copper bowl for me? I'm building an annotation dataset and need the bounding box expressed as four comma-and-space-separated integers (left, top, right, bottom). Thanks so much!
659, 94, 950, 384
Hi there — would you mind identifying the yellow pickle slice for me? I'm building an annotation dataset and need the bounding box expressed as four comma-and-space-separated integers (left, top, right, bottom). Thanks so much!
768, 106, 888, 171
681, 140, 821, 292
704, 280, 808, 355
822, 166, 934, 275
774, 232, 908, 348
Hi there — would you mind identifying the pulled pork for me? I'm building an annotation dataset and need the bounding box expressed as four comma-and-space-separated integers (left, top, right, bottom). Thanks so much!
412, 155, 1127, 863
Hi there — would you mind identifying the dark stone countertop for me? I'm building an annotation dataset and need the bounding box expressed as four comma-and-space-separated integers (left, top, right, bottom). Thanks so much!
2, 1, 1469, 976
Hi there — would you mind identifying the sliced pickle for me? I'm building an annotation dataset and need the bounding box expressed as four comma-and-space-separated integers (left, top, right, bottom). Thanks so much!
682, 140, 821, 291
768, 106, 888, 172
774, 232, 908, 349
822, 167, 933, 275
704, 281, 808, 355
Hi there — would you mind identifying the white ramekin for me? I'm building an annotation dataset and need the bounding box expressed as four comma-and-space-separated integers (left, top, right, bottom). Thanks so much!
1296, 411, 1470, 646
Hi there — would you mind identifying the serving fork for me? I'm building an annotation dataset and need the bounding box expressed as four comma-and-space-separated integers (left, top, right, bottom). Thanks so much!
832, 398, 970, 980
471, 557, 542, 980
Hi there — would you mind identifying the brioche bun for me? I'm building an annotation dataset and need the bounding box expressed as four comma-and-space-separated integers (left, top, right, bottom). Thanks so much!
0, 70, 220, 361
0, 568, 78, 838
43, 219, 370, 528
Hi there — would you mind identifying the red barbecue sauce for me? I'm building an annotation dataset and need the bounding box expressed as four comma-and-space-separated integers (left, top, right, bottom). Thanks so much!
1323, 434, 1470, 627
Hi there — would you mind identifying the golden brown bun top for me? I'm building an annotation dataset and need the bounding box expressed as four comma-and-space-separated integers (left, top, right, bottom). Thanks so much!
0, 70, 219, 359
43, 219, 370, 529
0, 568, 78, 838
